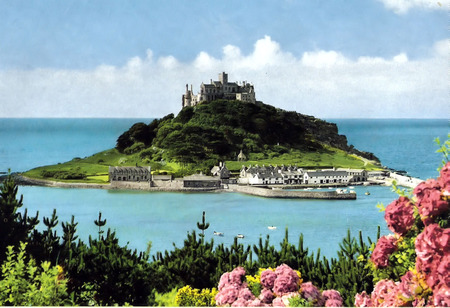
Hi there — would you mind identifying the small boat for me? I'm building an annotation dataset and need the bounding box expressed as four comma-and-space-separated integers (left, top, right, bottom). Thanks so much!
349, 186, 355, 189
268, 226, 277, 230
365, 191, 371, 195
236, 234, 245, 239
213, 231, 224, 237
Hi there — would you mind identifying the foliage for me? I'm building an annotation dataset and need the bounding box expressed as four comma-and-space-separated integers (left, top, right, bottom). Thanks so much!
154, 288, 178, 307
175, 285, 218, 307
0, 173, 39, 262
0, 242, 71, 306
114, 99, 379, 170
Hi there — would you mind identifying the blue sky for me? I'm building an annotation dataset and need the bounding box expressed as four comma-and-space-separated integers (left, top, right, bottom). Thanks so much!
0, 0, 448, 118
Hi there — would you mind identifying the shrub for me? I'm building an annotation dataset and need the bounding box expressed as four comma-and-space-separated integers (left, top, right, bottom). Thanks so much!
175, 285, 218, 307
0, 242, 71, 306
355, 162, 450, 307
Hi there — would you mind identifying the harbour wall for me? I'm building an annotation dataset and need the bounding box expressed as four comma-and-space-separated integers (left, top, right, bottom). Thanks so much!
229, 185, 357, 200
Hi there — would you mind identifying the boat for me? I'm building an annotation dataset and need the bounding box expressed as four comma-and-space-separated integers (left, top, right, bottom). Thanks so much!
365, 191, 370, 195
236, 234, 245, 238
268, 226, 277, 230
213, 231, 224, 236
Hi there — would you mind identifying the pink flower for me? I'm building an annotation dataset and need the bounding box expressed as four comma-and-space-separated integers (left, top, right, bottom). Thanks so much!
371, 235, 397, 268
429, 283, 450, 307
259, 288, 274, 304
247, 298, 263, 307
300, 282, 324, 305
354, 291, 373, 307
384, 196, 415, 235
231, 297, 248, 307
425, 253, 450, 290
215, 284, 240, 306
260, 269, 277, 289
230, 266, 246, 285
370, 279, 403, 307
438, 162, 450, 193
415, 223, 449, 279
272, 297, 286, 307
323, 290, 343, 307
218, 272, 230, 291
413, 179, 448, 225
325, 298, 344, 307
273, 272, 299, 296
238, 287, 255, 301
397, 271, 416, 302
417, 189, 448, 225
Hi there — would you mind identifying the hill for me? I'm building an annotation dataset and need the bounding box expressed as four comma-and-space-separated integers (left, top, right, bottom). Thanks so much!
23, 100, 381, 183
117, 99, 379, 167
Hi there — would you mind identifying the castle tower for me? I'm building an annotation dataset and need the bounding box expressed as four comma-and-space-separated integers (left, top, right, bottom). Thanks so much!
183, 84, 191, 108
219, 72, 228, 85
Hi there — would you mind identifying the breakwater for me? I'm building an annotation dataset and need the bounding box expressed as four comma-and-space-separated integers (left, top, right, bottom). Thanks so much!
229, 185, 357, 200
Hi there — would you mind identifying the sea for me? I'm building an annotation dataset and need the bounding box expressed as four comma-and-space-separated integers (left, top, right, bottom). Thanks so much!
0, 118, 448, 259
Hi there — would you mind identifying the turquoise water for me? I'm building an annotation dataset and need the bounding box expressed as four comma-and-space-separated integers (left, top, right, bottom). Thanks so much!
0, 118, 449, 258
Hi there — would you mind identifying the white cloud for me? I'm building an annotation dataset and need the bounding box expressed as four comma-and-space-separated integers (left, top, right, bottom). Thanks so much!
0, 36, 448, 119
377, 0, 450, 14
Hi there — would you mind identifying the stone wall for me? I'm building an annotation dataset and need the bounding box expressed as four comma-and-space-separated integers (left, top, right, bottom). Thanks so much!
231, 185, 356, 200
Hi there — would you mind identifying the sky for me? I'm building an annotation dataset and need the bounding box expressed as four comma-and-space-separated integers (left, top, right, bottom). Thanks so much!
0, 0, 448, 118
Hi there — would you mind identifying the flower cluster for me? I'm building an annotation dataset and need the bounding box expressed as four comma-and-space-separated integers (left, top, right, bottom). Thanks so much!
355, 162, 450, 307
215, 264, 343, 307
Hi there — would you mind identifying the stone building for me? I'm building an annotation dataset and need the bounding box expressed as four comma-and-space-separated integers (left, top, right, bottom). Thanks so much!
183, 174, 221, 188
108, 166, 151, 182
182, 72, 256, 108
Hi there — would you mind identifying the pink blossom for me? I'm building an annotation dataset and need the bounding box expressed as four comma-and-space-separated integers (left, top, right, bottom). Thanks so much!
238, 287, 255, 301
218, 272, 230, 291
429, 283, 450, 307
384, 196, 415, 235
370, 279, 403, 307
230, 266, 246, 285
417, 189, 448, 225
397, 271, 416, 302
215, 284, 240, 306
325, 298, 344, 307
438, 162, 450, 192
231, 297, 248, 307
415, 223, 449, 278
300, 282, 324, 305
413, 179, 448, 225
273, 272, 299, 296
259, 288, 274, 304
272, 297, 286, 307
414, 179, 441, 202
426, 253, 450, 290
247, 298, 263, 307
260, 269, 277, 289
371, 235, 397, 268
354, 291, 373, 307
322, 289, 343, 302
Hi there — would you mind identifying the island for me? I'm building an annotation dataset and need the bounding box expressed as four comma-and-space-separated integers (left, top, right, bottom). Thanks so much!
17, 72, 422, 197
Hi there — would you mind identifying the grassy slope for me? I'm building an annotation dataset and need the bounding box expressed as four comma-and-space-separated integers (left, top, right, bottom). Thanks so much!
23, 146, 381, 184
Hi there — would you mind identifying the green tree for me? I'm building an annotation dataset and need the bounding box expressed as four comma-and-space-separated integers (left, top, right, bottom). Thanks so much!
0, 173, 39, 262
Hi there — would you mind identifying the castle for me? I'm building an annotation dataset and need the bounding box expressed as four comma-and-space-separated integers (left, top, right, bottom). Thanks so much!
182, 72, 256, 108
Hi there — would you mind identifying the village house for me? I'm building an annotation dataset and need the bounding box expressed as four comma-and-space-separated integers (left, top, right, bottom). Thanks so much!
303, 170, 350, 185
182, 72, 256, 108
109, 166, 151, 182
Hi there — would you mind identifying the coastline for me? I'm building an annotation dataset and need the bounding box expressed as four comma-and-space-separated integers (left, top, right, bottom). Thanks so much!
13, 172, 423, 199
